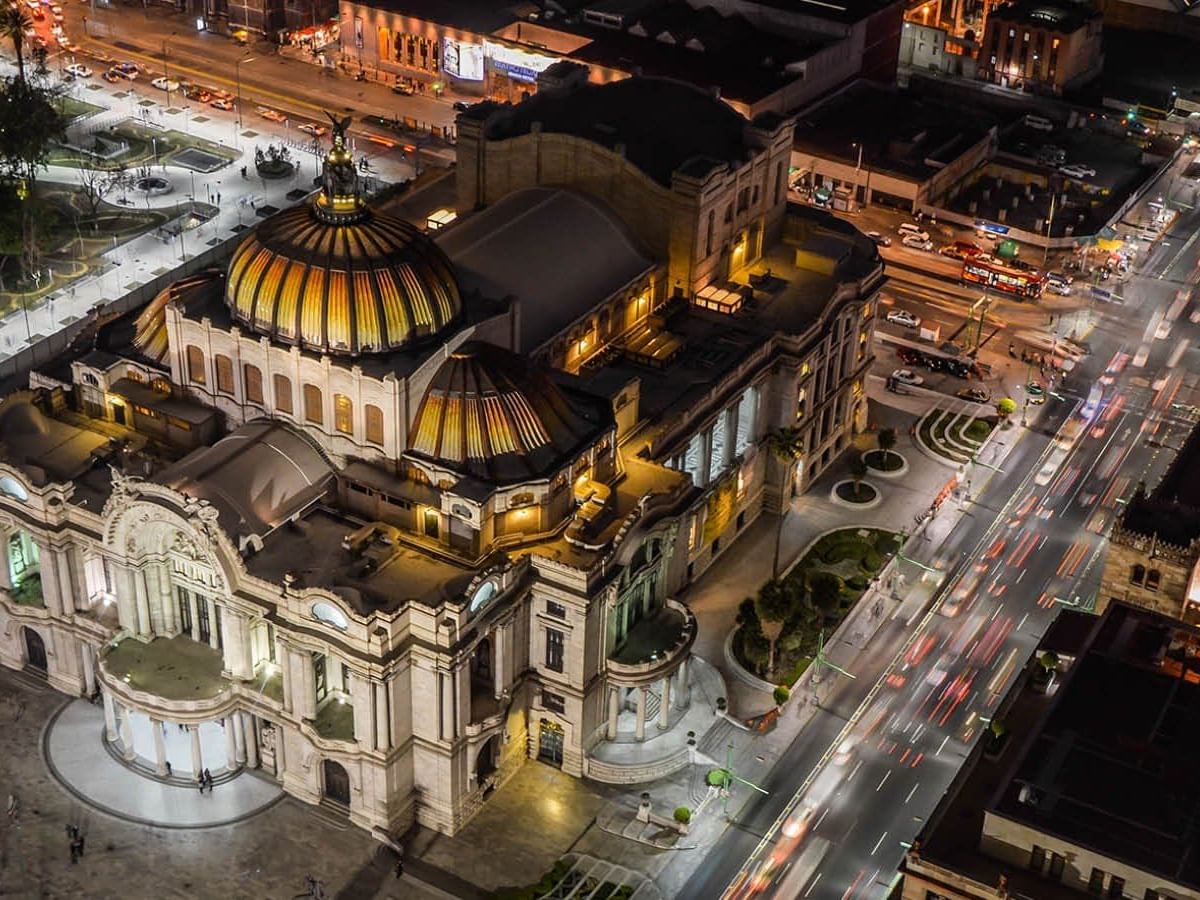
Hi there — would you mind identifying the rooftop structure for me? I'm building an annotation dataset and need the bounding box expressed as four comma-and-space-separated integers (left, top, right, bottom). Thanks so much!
900, 603, 1200, 900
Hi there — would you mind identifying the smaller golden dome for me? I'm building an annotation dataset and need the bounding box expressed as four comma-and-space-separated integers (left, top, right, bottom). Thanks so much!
134, 271, 223, 363
409, 342, 611, 483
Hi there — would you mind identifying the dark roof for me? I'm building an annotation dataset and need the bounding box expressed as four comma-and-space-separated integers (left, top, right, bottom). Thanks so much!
484, 76, 756, 186
793, 80, 996, 183
992, 604, 1200, 889
717, 0, 903, 26
349, 0, 522, 34
1120, 422, 1200, 546
986, 0, 1100, 32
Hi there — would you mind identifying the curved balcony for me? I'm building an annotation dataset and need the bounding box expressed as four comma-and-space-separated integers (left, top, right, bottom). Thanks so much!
606, 598, 696, 684
97, 635, 236, 720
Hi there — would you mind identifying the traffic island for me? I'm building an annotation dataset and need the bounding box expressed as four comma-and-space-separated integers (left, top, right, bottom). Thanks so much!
863, 448, 907, 476
832, 479, 881, 507
915, 409, 995, 466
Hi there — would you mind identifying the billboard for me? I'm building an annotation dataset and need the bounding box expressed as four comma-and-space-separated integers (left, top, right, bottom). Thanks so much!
483, 40, 558, 83
443, 38, 484, 81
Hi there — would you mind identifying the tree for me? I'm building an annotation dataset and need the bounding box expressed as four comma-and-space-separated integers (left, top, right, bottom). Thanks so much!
809, 571, 843, 619
0, 5, 32, 84
77, 158, 128, 226
766, 426, 806, 578
878, 427, 897, 467
995, 397, 1016, 420
755, 579, 793, 677
847, 455, 868, 499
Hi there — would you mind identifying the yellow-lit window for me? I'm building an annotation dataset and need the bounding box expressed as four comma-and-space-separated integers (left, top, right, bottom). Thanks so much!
801, 361, 811, 377
186, 346, 205, 385
688, 513, 701, 550
274, 374, 292, 414
214, 355, 234, 395
853, 380, 863, 397
365, 404, 384, 445
737, 467, 746, 500
334, 393, 353, 435
797, 388, 807, 420
244, 364, 263, 404
303, 384, 323, 425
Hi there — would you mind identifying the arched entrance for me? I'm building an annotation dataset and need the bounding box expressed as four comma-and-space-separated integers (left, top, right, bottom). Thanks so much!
537, 719, 564, 767
322, 759, 351, 807
476, 734, 500, 782
23, 627, 47, 674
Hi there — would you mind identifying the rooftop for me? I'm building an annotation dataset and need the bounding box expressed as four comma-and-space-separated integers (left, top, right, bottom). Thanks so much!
1120, 421, 1200, 547
723, 0, 906, 26
482, 76, 761, 187
343, 0, 522, 34
102, 634, 228, 702
793, 80, 997, 183
913, 605, 1200, 896
986, 0, 1101, 33
0, 392, 114, 486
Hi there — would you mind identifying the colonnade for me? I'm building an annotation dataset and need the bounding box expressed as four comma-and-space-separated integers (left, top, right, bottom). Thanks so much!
606, 657, 691, 741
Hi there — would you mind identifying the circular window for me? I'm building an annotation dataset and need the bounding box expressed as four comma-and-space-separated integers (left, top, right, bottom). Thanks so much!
312, 600, 349, 631
0, 475, 28, 502
469, 580, 497, 613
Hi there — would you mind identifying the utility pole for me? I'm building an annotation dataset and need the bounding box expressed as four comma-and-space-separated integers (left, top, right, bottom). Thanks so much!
715, 743, 770, 818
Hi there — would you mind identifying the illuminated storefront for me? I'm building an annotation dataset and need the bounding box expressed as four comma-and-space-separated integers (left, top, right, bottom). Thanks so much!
481, 40, 558, 101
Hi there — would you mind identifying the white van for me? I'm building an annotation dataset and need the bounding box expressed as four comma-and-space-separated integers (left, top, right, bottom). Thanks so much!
897, 223, 930, 242
1025, 114, 1054, 132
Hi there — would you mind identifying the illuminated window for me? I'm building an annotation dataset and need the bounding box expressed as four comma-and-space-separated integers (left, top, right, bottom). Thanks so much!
244, 364, 263, 404
214, 355, 234, 394
365, 404, 383, 445
801, 361, 811, 377
152, 377, 170, 394
334, 393, 353, 435
126, 369, 145, 383
186, 346, 205, 385
1146, 569, 1161, 591
688, 513, 701, 550
736, 467, 746, 500
274, 374, 293, 414
303, 384, 323, 425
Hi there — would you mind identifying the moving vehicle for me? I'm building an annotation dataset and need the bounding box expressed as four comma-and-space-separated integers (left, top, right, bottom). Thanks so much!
1127, 120, 1151, 136
1059, 164, 1095, 180
391, 82, 414, 95
962, 257, 1045, 299
297, 122, 327, 137
957, 387, 990, 403
65, 63, 92, 78
898, 347, 927, 366
151, 77, 180, 93
257, 107, 287, 122
886, 308, 920, 328
113, 62, 139, 78
1024, 114, 1054, 132
102, 68, 123, 83
897, 223, 930, 241
1025, 382, 1046, 405
210, 96, 235, 110
892, 368, 924, 387
452, 100, 471, 112
902, 234, 934, 251
940, 240, 982, 260
182, 84, 211, 102
866, 230, 892, 247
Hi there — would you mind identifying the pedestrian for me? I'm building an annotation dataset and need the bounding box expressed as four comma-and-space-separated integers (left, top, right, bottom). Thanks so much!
165, 760, 172, 777
6, 793, 17, 821
395, 858, 404, 879
74, 833, 85, 859
70, 840, 78, 864
203, 768, 213, 791
197, 773, 205, 794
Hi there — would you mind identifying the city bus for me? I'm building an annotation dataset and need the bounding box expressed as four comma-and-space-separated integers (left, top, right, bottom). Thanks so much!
962, 258, 1046, 299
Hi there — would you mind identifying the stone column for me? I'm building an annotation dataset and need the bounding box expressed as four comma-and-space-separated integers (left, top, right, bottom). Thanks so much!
69, 546, 90, 612
232, 710, 246, 763
115, 567, 138, 634
297, 650, 317, 719
492, 624, 507, 698
187, 591, 200, 642
349, 671, 371, 745
607, 686, 620, 739
635, 686, 647, 741
374, 680, 391, 750
81, 643, 96, 698
658, 677, 671, 730
241, 711, 258, 768
133, 569, 152, 638
224, 716, 238, 769
222, 611, 253, 680
675, 657, 690, 709
157, 565, 176, 635
102, 690, 118, 742
439, 671, 455, 741
279, 641, 294, 713
151, 718, 168, 775
206, 599, 219, 650
119, 705, 136, 761
190, 724, 203, 774
0, 529, 11, 591
37, 543, 65, 616
56, 547, 76, 615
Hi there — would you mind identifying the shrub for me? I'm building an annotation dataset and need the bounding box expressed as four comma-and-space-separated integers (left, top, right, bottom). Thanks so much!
996, 397, 1016, 418
875, 531, 901, 554
846, 574, 868, 592
674, 807, 692, 824
861, 549, 882, 572
810, 571, 844, 616
737, 597, 759, 626
773, 684, 791, 706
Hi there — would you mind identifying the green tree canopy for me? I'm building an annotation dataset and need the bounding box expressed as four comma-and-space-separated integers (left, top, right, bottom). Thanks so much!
809, 571, 844, 617
0, 77, 64, 183
878, 427, 897, 463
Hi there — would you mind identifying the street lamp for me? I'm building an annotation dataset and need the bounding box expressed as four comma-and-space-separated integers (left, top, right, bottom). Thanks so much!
162, 31, 176, 84
235, 56, 257, 131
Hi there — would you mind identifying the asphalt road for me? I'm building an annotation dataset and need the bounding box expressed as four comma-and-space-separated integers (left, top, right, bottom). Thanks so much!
680, 155, 1200, 900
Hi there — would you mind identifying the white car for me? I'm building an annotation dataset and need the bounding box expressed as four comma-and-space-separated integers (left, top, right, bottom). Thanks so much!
886, 309, 921, 328
901, 234, 934, 251
866, 231, 892, 247
151, 77, 181, 93
297, 122, 327, 137
65, 63, 91, 78
1059, 164, 1096, 179
892, 368, 924, 387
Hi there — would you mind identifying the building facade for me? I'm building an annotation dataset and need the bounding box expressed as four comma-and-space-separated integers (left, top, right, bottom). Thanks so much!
976, 0, 1104, 95
0, 76, 882, 839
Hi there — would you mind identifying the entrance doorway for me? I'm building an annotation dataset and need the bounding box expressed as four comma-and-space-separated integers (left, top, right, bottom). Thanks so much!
477, 734, 500, 781
537, 719, 564, 767
23, 627, 47, 674
322, 759, 351, 807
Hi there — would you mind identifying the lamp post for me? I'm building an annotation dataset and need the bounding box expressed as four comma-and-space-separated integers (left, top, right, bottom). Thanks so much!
235, 56, 257, 132
161, 32, 176, 84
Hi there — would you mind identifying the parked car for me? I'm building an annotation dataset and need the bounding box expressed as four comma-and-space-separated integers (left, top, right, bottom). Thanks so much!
65, 63, 92, 78
892, 368, 925, 387
1024, 114, 1054, 132
957, 387, 990, 403
182, 84, 211, 102
897, 223, 930, 241
452, 100, 471, 112
257, 106, 287, 122
940, 241, 982, 260
297, 122, 327, 137
902, 234, 934, 251
866, 231, 892, 247
1025, 382, 1046, 405
886, 309, 921, 328
102, 68, 123, 83
151, 77, 180, 93
210, 96, 235, 110
391, 82, 414, 95
897, 347, 927, 366
113, 61, 139, 78
1127, 120, 1151, 136
1059, 164, 1095, 179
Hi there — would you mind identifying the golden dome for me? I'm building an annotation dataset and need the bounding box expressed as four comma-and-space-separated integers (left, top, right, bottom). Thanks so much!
408, 342, 612, 483
134, 270, 223, 363
224, 120, 461, 356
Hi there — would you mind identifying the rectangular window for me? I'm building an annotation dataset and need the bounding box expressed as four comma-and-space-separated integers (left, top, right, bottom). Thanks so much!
365, 404, 384, 445
1089, 868, 1105, 894
1108, 877, 1124, 898
274, 374, 293, 414
176, 587, 192, 637
214, 354, 234, 394
334, 393, 353, 435
197, 596, 211, 644
542, 690, 565, 714
186, 346, 205, 385
244, 364, 263, 404
313, 652, 328, 701
545, 628, 564, 672
1145, 890, 1160, 900
303, 384, 323, 425
1029, 845, 1046, 871
1049, 854, 1065, 880
546, 600, 567, 619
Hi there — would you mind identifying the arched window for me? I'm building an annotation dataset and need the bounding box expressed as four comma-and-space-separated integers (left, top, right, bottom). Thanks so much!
1146, 569, 1161, 591
303, 384, 323, 425
334, 393, 353, 435
274, 374, 293, 414
214, 354, 234, 394
186, 346, 205, 385
1130, 565, 1145, 586
365, 404, 384, 445
243, 364, 263, 404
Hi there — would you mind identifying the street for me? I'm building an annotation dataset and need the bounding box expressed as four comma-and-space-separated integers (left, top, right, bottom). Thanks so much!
679, 146, 1200, 899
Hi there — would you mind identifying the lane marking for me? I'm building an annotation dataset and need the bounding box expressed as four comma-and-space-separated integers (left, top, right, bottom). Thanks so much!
876, 771, 891, 792
871, 832, 888, 856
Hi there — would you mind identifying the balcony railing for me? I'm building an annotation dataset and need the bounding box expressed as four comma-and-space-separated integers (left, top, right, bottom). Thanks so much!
607, 598, 696, 681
